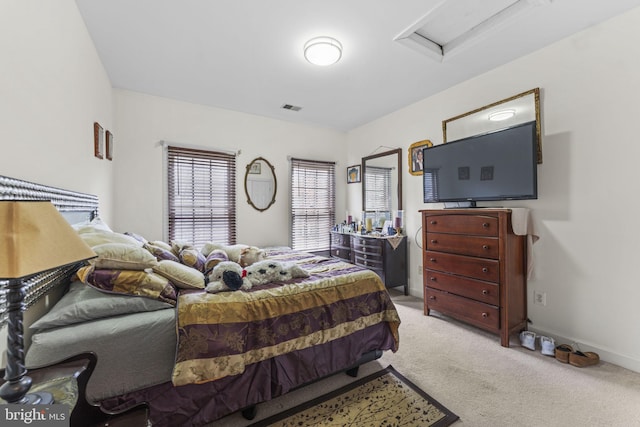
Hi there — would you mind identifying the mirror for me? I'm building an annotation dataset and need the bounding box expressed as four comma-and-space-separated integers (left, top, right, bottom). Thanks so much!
244, 157, 276, 212
362, 148, 402, 227
443, 88, 542, 163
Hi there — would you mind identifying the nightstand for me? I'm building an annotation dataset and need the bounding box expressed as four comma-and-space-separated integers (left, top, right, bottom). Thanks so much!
1, 352, 148, 427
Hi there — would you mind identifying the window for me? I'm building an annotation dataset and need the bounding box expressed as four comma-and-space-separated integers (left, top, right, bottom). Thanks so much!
290, 158, 335, 252
364, 166, 392, 212
167, 146, 236, 248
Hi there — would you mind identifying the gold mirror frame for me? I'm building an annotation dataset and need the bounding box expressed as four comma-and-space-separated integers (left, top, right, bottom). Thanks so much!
244, 157, 277, 212
442, 88, 542, 164
408, 140, 433, 176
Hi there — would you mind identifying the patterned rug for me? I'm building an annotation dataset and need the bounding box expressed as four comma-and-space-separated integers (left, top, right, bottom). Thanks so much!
249, 365, 459, 426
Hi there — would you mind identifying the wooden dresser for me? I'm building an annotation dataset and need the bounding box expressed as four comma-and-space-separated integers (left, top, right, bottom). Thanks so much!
421, 209, 527, 347
330, 231, 408, 295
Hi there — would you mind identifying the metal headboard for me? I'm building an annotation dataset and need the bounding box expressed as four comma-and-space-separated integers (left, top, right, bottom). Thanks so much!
0, 175, 100, 327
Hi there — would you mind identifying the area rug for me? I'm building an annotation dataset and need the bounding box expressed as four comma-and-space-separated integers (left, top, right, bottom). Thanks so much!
249, 365, 459, 426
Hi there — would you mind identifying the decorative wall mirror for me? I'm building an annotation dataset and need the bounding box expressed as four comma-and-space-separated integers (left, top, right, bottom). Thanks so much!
442, 88, 542, 163
244, 157, 276, 212
361, 148, 402, 227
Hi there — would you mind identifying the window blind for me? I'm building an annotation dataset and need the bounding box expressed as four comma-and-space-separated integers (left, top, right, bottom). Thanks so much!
167, 146, 236, 248
290, 158, 335, 252
364, 166, 392, 212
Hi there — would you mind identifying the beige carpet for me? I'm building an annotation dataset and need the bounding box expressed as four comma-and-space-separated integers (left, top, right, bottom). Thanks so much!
213, 292, 640, 427
248, 365, 458, 427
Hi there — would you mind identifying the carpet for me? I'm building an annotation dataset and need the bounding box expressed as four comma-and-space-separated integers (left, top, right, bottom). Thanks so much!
249, 365, 459, 426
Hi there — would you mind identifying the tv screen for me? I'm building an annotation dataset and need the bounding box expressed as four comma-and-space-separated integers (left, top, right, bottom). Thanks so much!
423, 121, 538, 205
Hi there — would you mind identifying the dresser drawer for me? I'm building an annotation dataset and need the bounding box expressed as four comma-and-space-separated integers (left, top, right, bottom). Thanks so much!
425, 214, 499, 237
354, 253, 383, 270
330, 247, 351, 261
425, 270, 499, 305
426, 232, 499, 259
425, 288, 499, 331
425, 250, 499, 283
352, 237, 383, 255
331, 233, 351, 247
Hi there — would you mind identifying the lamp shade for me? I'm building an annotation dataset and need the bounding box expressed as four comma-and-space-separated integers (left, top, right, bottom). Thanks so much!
0, 201, 96, 279
304, 37, 342, 66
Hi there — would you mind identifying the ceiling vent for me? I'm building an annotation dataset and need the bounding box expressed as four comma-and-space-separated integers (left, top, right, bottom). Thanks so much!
394, 0, 551, 62
281, 104, 302, 112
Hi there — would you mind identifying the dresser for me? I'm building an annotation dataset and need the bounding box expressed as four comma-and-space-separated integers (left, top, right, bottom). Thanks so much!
421, 209, 527, 347
330, 231, 408, 295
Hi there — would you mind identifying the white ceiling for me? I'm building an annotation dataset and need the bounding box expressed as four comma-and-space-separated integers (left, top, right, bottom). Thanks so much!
75, 0, 640, 132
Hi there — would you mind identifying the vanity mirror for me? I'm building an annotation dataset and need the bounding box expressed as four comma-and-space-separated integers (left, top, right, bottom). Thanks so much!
244, 157, 276, 212
361, 148, 402, 226
442, 88, 542, 163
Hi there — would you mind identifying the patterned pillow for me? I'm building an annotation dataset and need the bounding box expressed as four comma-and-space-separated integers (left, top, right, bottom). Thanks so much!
153, 260, 205, 290
79, 230, 143, 247
91, 243, 158, 270
204, 249, 229, 273
77, 265, 176, 305
144, 242, 180, 262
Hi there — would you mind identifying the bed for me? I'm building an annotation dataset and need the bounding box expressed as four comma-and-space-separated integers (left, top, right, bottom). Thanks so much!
1, 175, 401, 426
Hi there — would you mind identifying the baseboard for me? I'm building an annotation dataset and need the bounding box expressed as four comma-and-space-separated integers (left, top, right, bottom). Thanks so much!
528, 326, 640, 373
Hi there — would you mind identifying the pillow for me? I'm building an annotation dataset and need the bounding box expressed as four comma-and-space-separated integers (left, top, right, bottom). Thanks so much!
204, 249, 228, 273
149, 240, 174, 253
79, 230, 143, 247
144, 242, 180, 263
77, 265, 176, 305
153, 260, 205, 290
30, 281, 173, 330
91, 243, 158, 270
73, 217, 113, 234
125, 231, 148, 244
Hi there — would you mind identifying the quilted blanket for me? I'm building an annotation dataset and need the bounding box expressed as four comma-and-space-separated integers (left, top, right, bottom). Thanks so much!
172, 249, 400, 387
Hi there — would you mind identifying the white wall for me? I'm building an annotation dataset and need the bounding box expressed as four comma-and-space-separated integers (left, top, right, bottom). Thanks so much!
0, 0, 114, 220
112, 90, 347, 247
347, 7, 640, 372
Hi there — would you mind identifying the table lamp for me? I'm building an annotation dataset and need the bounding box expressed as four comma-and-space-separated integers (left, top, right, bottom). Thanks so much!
0, 200, 96, 404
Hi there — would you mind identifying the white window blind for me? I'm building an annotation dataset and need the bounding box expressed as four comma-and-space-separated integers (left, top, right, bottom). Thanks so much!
167, 146, 236, 248
290, 158, 335, 251
364, 166, 392, 212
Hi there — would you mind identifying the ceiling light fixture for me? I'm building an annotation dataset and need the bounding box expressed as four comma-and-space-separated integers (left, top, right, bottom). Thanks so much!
304, 37, 342, 66
488, 109, 516, 121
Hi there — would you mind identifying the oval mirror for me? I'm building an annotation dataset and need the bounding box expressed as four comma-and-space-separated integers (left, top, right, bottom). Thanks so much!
244, 157, 276, 212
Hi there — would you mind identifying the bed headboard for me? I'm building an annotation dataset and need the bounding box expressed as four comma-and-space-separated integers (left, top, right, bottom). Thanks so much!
0, 175, 99, 328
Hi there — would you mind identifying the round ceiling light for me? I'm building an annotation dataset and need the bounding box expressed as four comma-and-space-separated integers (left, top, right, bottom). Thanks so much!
488, 109, 516, 121
304, 37, 342, 66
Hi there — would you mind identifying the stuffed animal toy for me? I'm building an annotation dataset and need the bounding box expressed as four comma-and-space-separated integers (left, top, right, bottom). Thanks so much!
244, 260, 310, 286
201, 243, 266, 267
205, 260, 310, 293
205, 261, 252, 293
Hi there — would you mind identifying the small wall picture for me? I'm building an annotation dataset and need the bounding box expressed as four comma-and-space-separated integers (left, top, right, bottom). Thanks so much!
106, 130, 113, 161
347, 164, 361, 184
93, 122, 104, 159
408, 139, 433, 176
249, 161, 261, 174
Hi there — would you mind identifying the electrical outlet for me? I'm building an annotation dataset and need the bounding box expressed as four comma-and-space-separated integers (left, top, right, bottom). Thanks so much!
533, 290, 546, 306
418, 265, 423, 275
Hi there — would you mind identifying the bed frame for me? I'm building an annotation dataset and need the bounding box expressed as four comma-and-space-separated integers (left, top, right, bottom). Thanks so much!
1, 175, 385, 425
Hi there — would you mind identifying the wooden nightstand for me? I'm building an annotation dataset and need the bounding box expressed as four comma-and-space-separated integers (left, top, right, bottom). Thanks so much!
1, 352, 148, 427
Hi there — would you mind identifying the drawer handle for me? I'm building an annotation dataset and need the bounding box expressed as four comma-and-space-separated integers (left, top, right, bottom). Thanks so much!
482, 289, 489, 295
336, 250, 340, 255
430, 220, 437, 225
429, 296, 436, 300
482, 222, 489, 228
482, 312, 489, 318
482, 245, 489, 250
430, 239, 437, 244
482, 267, 488, 273
430, 258, 436, 263
430, 276, 437, 281
363, 254, 367, 259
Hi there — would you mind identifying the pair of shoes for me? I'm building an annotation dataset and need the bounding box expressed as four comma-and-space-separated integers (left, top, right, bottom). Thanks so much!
520, 331, 536, 350
569, 350, 600, 367
540, 336, 555, 356
555, 344, 573, 363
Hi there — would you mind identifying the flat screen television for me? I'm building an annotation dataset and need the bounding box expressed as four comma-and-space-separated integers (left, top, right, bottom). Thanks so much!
423, 121, 538, 206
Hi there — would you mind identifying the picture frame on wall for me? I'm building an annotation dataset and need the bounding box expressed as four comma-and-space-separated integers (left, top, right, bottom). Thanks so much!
408, 139, 433, 176
93, 122, 104, 159
347, 164, 361, 184
106, 130, 113, 161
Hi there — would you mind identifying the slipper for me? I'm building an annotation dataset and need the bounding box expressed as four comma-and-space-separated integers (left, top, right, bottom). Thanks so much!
569, 350, 599, 367
540, 336, 555, 356
519, 331, 536, 351
555, 344, 573, 363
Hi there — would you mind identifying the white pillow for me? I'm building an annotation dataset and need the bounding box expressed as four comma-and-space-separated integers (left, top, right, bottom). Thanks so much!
91, 243, 158, 270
